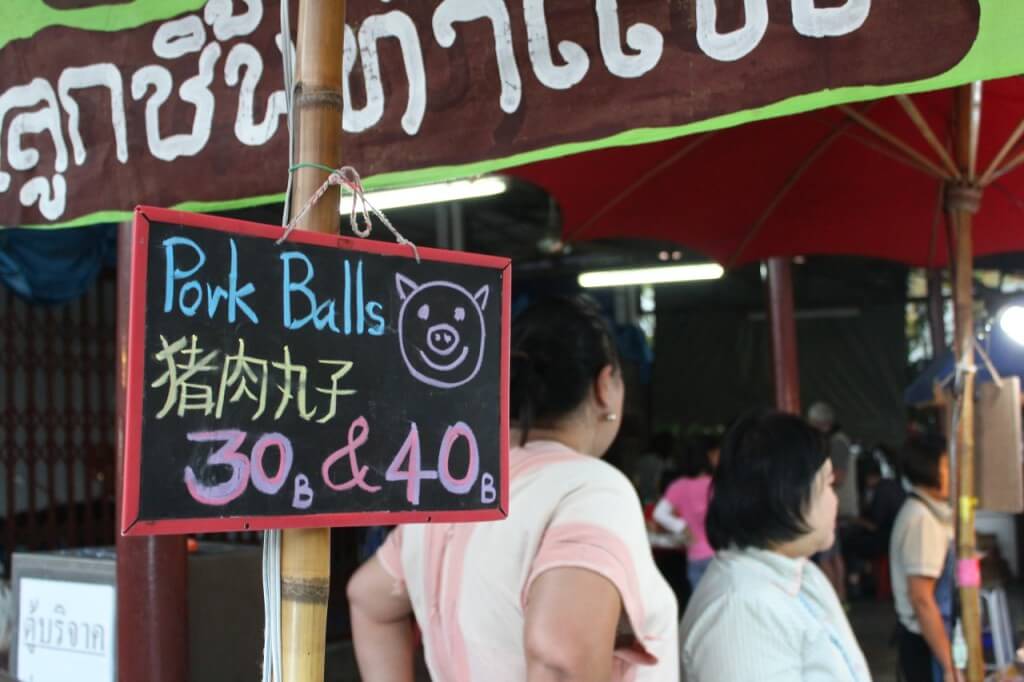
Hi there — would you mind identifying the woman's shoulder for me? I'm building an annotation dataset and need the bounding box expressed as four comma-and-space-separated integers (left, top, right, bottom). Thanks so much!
682, 564, 803, 649
512, 444, 642, 514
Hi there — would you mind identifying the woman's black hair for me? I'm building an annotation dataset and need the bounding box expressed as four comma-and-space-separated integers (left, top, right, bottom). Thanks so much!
510, 296, 620, 445
679, 433, 721, 478
706, 410, 829, 551
900, 433, 947, 489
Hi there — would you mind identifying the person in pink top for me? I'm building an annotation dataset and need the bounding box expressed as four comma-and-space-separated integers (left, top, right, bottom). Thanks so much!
653, 434, 720, 589
347, 297, 679, 682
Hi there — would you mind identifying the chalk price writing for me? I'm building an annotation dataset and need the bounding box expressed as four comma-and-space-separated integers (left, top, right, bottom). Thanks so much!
183, 419, 494, 509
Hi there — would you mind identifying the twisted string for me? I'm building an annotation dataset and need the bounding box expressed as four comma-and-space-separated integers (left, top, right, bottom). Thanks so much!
276, 163, 421, 263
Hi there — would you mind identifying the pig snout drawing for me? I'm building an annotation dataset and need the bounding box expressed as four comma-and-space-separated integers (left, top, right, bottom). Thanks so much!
396, 273, 489, 389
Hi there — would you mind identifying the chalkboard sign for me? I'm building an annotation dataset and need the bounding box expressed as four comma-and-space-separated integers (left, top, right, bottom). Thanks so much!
120, 206, 510, 535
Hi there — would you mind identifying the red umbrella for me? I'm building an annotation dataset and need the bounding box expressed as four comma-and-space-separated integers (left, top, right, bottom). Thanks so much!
511, 77, 1024, 268
514, 77, 1024, 680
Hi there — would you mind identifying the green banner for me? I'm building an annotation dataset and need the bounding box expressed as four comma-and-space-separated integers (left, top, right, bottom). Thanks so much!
1, 0, 1020, 228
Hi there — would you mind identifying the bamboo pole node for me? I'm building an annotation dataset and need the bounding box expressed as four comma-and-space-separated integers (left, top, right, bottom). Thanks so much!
295, 85, 345, 112
281, 578, 331, 603
945, 183, 982, 215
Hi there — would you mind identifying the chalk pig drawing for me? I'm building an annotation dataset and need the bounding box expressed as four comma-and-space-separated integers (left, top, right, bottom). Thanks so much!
396, 274, 488, 389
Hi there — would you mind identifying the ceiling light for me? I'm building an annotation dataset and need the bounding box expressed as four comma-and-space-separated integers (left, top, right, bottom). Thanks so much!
578, 263, 724, 288
339, 177, 507, 212
999, 305, 1024, 346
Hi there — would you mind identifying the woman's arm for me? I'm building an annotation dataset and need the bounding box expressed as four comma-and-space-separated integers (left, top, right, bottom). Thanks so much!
347, 556, 416, 682
524, 567, 622, 682
652, 497, 688, 535
908, 575, 955, 680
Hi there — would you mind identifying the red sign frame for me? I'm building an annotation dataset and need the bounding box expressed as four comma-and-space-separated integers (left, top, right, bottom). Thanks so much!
120, 206, 511, 535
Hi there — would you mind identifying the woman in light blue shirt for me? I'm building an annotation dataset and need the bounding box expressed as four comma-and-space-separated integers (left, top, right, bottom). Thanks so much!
680, 410, 871, 681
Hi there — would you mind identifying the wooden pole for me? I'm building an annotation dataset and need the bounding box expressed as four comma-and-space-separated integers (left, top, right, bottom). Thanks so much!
950, 82, 984, 682
282, 2, 345, 681
116, 223, 189, 682
767, 257, 801, 415
927, 269, 947, 358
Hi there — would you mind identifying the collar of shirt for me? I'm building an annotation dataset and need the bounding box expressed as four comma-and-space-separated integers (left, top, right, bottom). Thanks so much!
910, 486, 953, 524
717, 546, 807, 596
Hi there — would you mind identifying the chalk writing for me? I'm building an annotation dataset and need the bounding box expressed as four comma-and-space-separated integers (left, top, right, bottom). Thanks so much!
386, 421, 482, 505
386, 423, 436, 506
184, 429, 250, 505
180, 421, 485, 509
292, 473, 314, 509
162, 236, 259, 324
281, 254, 385, 336
152, 334, 220, 418
152, 335, 359, 422
481, 472, 497, 504
321, 416, 381, 493
396, 274, 488, 389
249, 433, 293, 495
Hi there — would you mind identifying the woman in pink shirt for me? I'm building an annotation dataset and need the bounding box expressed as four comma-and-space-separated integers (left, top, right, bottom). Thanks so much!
653, 434, 719, 589
347, 297, 679, 681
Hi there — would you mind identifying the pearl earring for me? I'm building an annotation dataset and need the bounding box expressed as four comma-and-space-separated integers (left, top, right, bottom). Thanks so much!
602, 413, 618, 422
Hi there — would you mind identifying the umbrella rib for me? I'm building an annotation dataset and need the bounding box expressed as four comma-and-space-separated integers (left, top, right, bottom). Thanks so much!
846, 130, 948, 179
990, 147, 1024, 183
838, 104, 953, 181
727, 118, 856, 268
927, 179, 944, 268
981, 118, 1024, 186
896, 95, 961, 179
565, 133, 715, 243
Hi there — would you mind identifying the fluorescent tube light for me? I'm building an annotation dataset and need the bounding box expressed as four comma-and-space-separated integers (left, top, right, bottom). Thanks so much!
339, 177, 507, 212
578, 263, 724, 288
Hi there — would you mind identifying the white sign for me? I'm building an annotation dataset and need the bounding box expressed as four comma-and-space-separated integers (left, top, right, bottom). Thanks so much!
16, 578, 115, 682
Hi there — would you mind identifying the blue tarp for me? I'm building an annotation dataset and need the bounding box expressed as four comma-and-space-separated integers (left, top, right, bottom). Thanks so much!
904, 332, 1024, 404
0, 225, 117, 304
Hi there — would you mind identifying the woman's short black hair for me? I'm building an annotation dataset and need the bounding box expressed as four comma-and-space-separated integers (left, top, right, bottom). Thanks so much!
706, 410, 828, 551
679, 433, 721, 478
510, 296, 619, 444
900, 433, 947, 488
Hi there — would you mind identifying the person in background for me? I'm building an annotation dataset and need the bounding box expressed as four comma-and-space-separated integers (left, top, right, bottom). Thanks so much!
347, 296, 679, 682
680, 410, 870, 682
807, 401, 856, 603
889, 434, 956, 682
634, 430, 675, 506
844, 448, 907, 563
653, 433, 720, 590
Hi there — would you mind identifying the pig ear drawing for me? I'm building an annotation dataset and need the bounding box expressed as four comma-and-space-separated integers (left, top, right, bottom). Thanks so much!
473, 285, 489, 311
396, 273, 418, 300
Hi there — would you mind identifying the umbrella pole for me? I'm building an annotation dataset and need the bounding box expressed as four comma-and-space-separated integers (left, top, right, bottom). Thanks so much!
767, 257, 801, 415
927, 269, 947, 357
950, 82, 983, 682
281, 1, 345, 680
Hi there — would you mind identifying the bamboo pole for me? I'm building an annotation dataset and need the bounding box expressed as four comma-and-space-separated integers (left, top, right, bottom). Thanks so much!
282, 1, 345, 681
767, 257, 801, 415
950, 83, 984, 682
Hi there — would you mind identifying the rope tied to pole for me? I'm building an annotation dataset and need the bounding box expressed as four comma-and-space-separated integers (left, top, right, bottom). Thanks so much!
945, 183, 983, 215
277, 163, 422, 263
